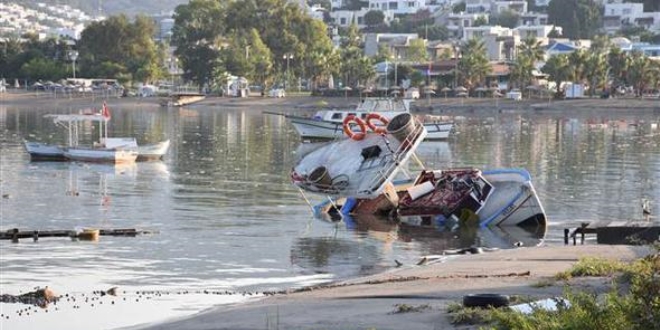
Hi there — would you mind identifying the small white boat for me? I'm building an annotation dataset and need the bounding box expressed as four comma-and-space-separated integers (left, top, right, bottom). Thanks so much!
137, 139, 170, 161
282, 97, 453, 141
24, 104, 169, 162
161, 93, 205, 107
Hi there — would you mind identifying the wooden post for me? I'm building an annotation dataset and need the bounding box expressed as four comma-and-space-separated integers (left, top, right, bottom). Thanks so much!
564, 228, 569, 245
580, 222, 588, 245
33, 230, 39, 242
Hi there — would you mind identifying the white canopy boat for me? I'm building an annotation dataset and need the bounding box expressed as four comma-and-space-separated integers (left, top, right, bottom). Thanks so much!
24, 105, 169, 162
280, 97, 453, 141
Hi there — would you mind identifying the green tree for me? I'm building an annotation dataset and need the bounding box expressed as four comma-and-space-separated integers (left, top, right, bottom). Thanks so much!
542, 54, 572, 97
407, 39, 428, 63
79, 14, 162, 83
510, 37, 545, 89
20, 57, 67, 82
627, 52, 654, 96
452, 1, 466, 13
548, 0, 602, 39
608, 46, 630, 86
364, 10, 385, 29
339, 24, 374, 87
491, 10, 520, 29
171, 0, 226, 90
473, 16, 488, 27
457, 38, 491, 89
568, 49, 589, 84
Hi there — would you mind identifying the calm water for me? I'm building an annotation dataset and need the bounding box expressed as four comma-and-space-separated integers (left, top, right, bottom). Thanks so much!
0, 100, 658, 329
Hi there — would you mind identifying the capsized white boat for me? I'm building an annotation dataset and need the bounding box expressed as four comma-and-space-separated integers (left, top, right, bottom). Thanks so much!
280, 97, 453, 141
291, 114, 546, 228
291, 113, 427, 199
314, 168, 547, 228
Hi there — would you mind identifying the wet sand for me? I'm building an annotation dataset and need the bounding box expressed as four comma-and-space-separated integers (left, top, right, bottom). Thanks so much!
137, 245, 653, 330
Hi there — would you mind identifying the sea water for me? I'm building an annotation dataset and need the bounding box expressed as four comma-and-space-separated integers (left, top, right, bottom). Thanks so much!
0, 101, 658, 329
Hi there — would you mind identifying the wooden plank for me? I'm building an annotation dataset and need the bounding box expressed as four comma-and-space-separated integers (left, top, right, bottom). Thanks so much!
1, 228, 155, 240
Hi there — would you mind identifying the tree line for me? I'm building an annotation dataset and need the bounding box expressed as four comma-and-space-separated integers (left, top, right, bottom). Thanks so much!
1, 0, 658, 96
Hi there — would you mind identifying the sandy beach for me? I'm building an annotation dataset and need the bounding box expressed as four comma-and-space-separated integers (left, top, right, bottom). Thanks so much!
2, 90, 658, 330
137, 245, 653, 330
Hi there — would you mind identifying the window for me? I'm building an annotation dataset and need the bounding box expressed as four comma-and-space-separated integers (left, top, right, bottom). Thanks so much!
357, 17, 363, 24
389, 2, 398, 10
331, 113, 343, 120
408, 1, 416, 8
340, 17, 347, 25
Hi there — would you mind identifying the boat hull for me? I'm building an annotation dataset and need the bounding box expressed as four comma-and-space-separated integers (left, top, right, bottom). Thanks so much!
313, 168, 546, 228
24, 141, 67, 161
136, 140, 170, 161
288, 115, 452, 141
64, 148, 138, 164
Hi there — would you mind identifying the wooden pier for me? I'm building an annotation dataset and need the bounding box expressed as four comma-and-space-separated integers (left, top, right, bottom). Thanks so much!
565, 221, 659, 245
1, 228, 157, 242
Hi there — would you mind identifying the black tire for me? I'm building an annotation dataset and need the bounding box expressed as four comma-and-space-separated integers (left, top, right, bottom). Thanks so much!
463, 294, 510, 308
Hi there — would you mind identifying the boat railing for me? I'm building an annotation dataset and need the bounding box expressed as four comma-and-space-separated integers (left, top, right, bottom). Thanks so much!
359, 120, 426, 197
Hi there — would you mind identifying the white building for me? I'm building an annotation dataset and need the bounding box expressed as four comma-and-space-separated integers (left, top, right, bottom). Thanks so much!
464, 0, 491, 13
491, 1, 527, 14
514, 25, 561, 39
445, 12, 490, 39
367, 0, 426, 15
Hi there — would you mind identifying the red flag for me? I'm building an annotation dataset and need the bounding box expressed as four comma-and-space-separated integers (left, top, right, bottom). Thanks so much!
102, 102, 111, 119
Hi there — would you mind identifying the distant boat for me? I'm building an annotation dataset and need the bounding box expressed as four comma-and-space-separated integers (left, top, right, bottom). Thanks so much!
24, 103, 169, 163
279, 97, 453, 141
137, 140, 170, 161
161, 93, 206, 107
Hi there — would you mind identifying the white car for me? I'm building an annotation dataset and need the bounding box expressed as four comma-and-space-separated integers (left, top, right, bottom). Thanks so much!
269, 88, 285, 98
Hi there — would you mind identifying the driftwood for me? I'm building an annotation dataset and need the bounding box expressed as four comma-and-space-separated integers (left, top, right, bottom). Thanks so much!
0, 287, 58, 307
1, 228, 157, 241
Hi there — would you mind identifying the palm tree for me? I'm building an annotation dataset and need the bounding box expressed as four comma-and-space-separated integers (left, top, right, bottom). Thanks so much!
457, 38, 490, 89
541, 54, 571, 98
627, 52, 654, 96
510, 37, 545, 91
568, 49, 588, 84
608, 46, 630, 87
584, 52, 608, 96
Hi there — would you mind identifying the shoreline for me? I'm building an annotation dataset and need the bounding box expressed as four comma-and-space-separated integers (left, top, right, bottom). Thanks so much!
2, 90, 659, 114
137, 244, 653, 330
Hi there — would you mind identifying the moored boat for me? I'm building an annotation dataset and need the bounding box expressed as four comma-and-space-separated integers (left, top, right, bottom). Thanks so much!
137, 139, 170, 161
161, 93, 206, 107
281, 97, 453, 141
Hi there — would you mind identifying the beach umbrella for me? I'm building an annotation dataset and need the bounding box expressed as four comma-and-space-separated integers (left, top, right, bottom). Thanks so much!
341, 86, 352, 99
454, 86, 468, 98
475, 86, 487, 98
441, 86, 451, 99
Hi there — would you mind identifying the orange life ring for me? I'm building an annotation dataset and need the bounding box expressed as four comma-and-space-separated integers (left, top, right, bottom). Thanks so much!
365, 113, 389, 134
343, 115, 367, 141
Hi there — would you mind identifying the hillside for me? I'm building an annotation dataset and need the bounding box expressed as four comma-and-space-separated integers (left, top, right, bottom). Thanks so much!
22, 0, 188, 16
